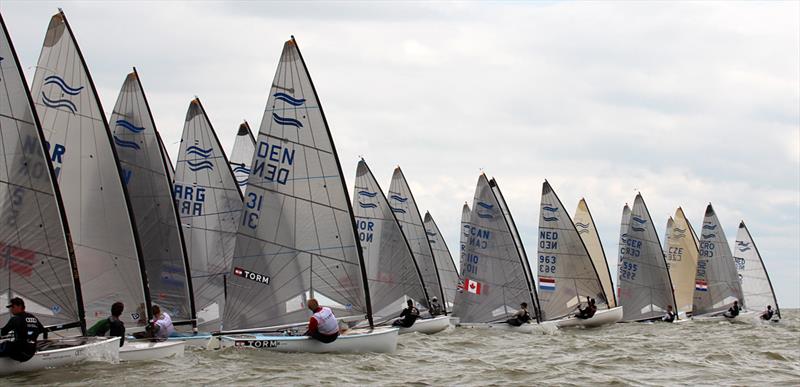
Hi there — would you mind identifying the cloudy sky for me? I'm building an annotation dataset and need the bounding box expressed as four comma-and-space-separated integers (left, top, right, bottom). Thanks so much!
3, 1, 798, 307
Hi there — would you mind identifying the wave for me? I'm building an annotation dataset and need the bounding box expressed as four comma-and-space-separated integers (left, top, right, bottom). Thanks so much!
43, 75, 83, 95
542, 206, 559, 212
273, 92, 306, 106
187, 160, 214, 171
575, 222, 590, 228
232, 165, 251, 174
477, 213, 493, 219
113, 135, 140, 150
390, 206, 406, 213
578, 229, 589, 234
632, 226, 646, 232
358, 190, 377, 197
702, 224, 717, 230
673, 227, 686, 234
41, 92, 77, 114
702, 233, 716, 239
115, 119, 145, 133
426, 231, 437, 237
477, 202, 493, 210
389, 194, 408, 202
543, 216, 559, 222
358, 202, 377, 209
272, 113, 303, 128
631, 216, 647, 224
186, 145, 212, 158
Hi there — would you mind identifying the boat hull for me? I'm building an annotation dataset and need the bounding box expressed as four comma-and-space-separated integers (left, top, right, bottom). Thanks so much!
214, 327, 398, 353
0, 337, 120, 375
554, 306, 623, 328
398, 316, 450, 335
120, 340, 185, 361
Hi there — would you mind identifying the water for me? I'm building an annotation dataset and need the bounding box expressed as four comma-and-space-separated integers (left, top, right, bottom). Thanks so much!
6, 310, 800, 386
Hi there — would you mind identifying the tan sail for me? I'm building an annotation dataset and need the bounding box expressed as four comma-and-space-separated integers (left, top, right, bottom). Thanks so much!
573, 199, 617, 308
665, 207, 700, 315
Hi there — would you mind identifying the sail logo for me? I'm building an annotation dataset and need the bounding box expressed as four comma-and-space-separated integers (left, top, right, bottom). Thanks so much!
631, 216, 647, 232
272, 113, 303, 128
252, 140, 295, 185
736, 241, 751, 252
389, 206, 406, 214
113, 135, 140, 150
273, 92, 306, 106
186, 145, 212, 158
231, 163, 251, 186
358, 190, 377, 197
115, 119, 145, 134
542, 204, 559, 222
673, 227, 687, 239
187, 160, 214, 172
233, 267, 270, 285
40, 75, 83, 114
575, 222, 590, 234
389, 194, 408, 203
702, 224, 717, 230
476, 201, 494, 219
358, 202, 378, 209
734, 257, 746, 271
701, 233, 716, 239
0, 243, 35, 278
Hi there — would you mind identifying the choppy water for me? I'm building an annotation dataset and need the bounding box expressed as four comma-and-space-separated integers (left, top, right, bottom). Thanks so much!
6, 310, 800, 386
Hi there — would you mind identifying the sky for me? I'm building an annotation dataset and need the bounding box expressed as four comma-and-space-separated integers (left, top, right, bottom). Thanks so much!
3, 1, 798, 307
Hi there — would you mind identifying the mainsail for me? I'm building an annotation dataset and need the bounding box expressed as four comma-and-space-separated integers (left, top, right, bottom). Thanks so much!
0, 13, 83, 331
665, 208, 700, 315
31, 10, 149, 328
353, 160, 428, 322
459, 203, 470, 270
537, 182, 607, 321
388, 168, 445, 310
109, 70, 194, 326
157, 131, 175, 183
616, 203, 630, 301
229, 121, 256, 195
735, 221, 780, 318
617, 194, 676, 321
173, 98, 242, 330
423, 211, 461, 311
453, 174, 536, 323
573, 198, 617, 308
693, 204, 743, 315
663, 217, 674, 256
222, 38, 371, 330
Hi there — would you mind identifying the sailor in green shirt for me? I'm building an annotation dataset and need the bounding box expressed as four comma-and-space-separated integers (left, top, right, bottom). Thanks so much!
87, 302, 126, 347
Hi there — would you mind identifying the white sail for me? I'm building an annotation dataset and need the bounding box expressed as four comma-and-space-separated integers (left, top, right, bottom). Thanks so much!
617, 194, 676, 321
388, 168, 445, 311
222, 38, 371, 330
423, 211, 461, 311
459, 203, 470, 271
353, 160, 428, 321
0, 13, 83, 331
735, 221, 780, 318
537, 182, 607, 321
31, 11, 149, 328
453, 175, 536, 323
693, 204, 744, 316
665, 208, 700, 315
173, 98, 242, 331
229, 121, 256, 195
109, 70, 194, 326
157, 131, 175, 183
573, 198, 617, 308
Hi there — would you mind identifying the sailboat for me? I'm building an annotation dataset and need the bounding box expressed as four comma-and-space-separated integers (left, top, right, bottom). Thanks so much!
388, 168, 447, 312
173, 98, 242, 333
213, 37, 397, 353
617, 194, 676, 322
665, 208, 700, 318
536, 182, 622, 327
454, 175, 552, 333
228, 121, 256, 195
423, 211, 461, 318
353, 160, 449, 334
735, 221, 780, 322
573, 198, 617, 309
31, 8, 156, 336
454, 202, 470, 326
0, 12, 119, 374
692, 204, 747, 321
107, 69, 190, 359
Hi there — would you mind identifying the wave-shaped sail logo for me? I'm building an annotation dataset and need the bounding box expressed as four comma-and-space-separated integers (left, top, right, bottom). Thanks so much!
701, 233, 716, 239
476, 202, 493, 210
542, 205, 559, 212
736, 241, 751, 252
426, 231, 437, 237
236, 178, 248, 187
631, 216, 647, 224
476, 213, 493, 219
390, 206, 406, 213
44, 75, 84, 95
575, 222, 589, 234
702, 224, 717, 230
272, 113, 303, 128
273, 92, 306, 106
187, 160, 214, 172
543, 216, 559, 222
230, 164, 251, 174
358, 201, 377, 209
389, 194, 408, 202
358, 190, 377, 198
113, 135, 140, 150
41, 92, 77, 114
673, 227, 686, 234
186, 145, 212, 158
115, 119, 145, 134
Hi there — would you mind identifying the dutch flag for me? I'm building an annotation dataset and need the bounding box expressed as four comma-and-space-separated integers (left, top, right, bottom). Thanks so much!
695, 279, 708, 292
539, 277, 556, 291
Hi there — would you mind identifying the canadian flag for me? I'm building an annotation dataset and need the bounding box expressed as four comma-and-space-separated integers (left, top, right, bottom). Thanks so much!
463, 278, 482, 295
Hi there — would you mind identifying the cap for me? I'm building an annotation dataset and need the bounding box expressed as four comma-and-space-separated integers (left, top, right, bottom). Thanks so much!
6, 297, 24, 308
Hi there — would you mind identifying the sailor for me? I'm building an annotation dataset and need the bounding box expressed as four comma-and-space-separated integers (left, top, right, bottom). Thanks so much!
760, 305, 775, 321
661, 305, 676, 323
87, 302, 126, 346
392, 299, 420, 328
428, 297, 443, 317
0, 297, 46, 362
723, 300, 741, 318
505, 302, 532, 326
304, 298, 339, 343
576, 298, 597, 319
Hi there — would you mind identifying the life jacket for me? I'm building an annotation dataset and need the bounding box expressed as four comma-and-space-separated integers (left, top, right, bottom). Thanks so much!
313, 307, 339, 335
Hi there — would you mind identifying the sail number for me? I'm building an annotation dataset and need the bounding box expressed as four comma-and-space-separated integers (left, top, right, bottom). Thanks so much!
251, 141, 294, 185
173, 184, 205, 215
699, 241, 714, 257
696, 259, 707, 278
357, 220, 374, 243
539, 230, 559, 250
242, 192, 263, 229
620, 237, 641, 257
464, 253, 479, 275
619, 261, 638, 280
667, 247, 683, 261
539, 255, 557, 274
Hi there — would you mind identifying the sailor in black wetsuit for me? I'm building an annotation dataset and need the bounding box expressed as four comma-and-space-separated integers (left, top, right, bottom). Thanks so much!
0, 297, 46, 362
505, 303, 532, 326
87, 302, 126, 346
392, 299, 420, 328
661, 305, 676, 323
760, 305, 775, 321
576, 298, 597, 319
723, 300, 741, 318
